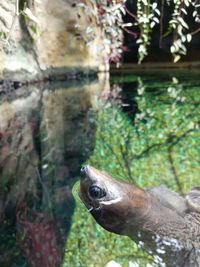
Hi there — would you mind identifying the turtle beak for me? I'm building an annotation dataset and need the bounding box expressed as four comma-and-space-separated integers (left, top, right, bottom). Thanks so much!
80, 165, 89, 179
79, 165, 92, 206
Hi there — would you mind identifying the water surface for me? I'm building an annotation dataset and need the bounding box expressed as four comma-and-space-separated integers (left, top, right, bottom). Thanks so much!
0, 72, 199, 267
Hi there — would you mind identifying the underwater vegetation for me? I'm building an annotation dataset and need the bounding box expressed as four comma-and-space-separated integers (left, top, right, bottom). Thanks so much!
64, 74, 200, 267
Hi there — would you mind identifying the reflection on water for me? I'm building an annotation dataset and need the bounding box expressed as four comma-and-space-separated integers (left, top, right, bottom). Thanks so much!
0, 81, 99, 267
0, 72, 200, 267
66, 72, 200, 267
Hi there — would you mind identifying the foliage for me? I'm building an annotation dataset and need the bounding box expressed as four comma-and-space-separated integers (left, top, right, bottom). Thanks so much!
136, 1, 160, 63
169, 0, 200, 62
136, 0, 200, 63
22, 6, 41, 40
63, 73, 200, 266
89, 75, 199, 192
75, 0, 129, 64
75, 0, 200, 63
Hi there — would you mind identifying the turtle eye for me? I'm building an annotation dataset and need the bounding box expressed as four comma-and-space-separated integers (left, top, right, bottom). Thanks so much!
89, 185, 105, 199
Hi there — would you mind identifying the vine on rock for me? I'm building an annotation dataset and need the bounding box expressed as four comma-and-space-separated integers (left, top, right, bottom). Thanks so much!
75, 0, 200, 64
74, 0, 133, 66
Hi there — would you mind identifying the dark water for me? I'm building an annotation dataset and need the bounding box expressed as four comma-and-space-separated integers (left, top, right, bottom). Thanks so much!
0, 72, 199, 267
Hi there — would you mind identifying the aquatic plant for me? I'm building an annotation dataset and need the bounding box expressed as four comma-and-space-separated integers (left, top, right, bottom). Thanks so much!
63, 74, 200, 266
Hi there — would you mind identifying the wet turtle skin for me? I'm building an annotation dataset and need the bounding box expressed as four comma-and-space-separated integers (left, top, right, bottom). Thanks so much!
79, 165, 200, 267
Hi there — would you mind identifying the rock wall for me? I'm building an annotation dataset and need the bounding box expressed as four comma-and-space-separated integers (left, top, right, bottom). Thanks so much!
0, 1, 40, 77
33, 0, 97, 69
0, 0, 104, 81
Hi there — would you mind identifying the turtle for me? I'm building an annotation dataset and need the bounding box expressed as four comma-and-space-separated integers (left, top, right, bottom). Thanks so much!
79, 165, 200, 240
79, 165, 200, 267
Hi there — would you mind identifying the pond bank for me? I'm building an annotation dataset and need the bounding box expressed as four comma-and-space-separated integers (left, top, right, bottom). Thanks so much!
111, 61, 200, 74
0, 67, 98, 97
1, 60, 200, 95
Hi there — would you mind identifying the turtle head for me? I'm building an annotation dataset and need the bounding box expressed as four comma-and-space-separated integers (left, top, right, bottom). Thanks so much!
79, 165, 149, 235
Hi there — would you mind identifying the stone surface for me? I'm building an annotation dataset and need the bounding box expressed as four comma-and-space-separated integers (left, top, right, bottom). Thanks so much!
0, 1, 40, 79
0, 0, 104, 80
33, 0, 99, 70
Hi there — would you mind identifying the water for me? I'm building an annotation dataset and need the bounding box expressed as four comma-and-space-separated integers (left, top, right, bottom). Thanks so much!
0, 71, 199, 267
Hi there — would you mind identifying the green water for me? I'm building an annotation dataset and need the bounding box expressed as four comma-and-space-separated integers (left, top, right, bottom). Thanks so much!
64, 72, 200, 267
0, 72, 199, 267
